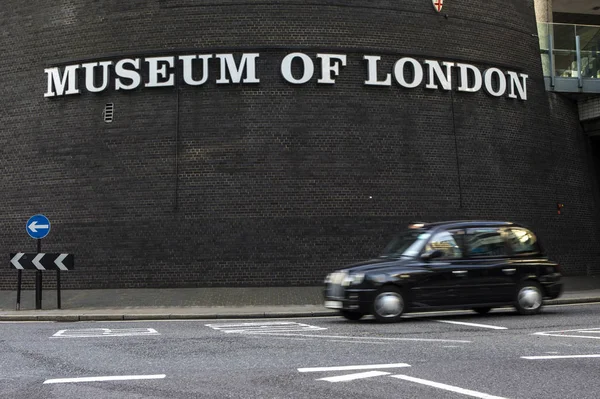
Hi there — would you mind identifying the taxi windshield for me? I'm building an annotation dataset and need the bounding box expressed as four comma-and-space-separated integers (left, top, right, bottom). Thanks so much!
379, 229, 431, 258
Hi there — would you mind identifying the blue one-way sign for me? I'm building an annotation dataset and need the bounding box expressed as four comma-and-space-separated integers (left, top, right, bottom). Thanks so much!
26, 214, 51, 239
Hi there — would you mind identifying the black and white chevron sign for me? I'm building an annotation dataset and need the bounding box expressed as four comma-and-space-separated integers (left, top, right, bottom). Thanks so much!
10, 253, 74, 271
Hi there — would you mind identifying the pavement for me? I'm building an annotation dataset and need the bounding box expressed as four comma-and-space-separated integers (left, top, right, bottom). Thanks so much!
1, 276, 599, 322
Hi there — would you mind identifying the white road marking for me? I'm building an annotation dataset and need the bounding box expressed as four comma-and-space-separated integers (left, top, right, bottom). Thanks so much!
250, 332, 470, 343
522, 354, 600, 360
299, 363, 411, 373
328, 340, 388, 345
43, 374, 166, 384
435, 320, 507, 330
317, 371, 391, 382
51, 328, 159, 338
391, 375, 508, 399
534, 327, 600, 340
205, 321, 326, 333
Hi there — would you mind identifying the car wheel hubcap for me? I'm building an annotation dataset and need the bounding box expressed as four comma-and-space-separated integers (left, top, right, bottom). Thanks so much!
374, 292, 403, 318
518, 286, 542, 310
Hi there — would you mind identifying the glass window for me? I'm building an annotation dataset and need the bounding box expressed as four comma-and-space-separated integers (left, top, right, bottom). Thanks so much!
506, 228, 539, 254
424, 230, 463, 259
466, 228, 507, 257
380, 230, 431, 258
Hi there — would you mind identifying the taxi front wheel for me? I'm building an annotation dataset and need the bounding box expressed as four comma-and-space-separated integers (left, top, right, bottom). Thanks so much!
372, 287, 405, 323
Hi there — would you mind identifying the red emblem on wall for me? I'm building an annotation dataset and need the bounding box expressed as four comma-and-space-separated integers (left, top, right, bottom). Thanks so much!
432, 0, 444, 12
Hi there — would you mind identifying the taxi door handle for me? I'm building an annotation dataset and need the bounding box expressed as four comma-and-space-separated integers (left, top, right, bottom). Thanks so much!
452, 270, 468, 275
502, 268, 516, 275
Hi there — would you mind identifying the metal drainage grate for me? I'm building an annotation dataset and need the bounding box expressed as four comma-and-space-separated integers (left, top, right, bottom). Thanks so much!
103, 103, 114, 123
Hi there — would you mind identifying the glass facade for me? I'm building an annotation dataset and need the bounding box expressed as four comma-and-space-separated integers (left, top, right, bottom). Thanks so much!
538, 22, 600, 79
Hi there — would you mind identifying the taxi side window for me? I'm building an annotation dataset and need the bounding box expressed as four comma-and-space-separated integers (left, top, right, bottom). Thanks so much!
424, 230, 463, 259
506, 228, 539, 254
465, 228, 508, 257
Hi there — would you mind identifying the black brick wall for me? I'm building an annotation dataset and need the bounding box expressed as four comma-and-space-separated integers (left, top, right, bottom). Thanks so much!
1, 0, 599, 289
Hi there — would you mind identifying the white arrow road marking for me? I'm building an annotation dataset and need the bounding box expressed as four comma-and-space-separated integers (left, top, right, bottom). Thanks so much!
318, 371, 391, 382
10, 253, 24, 270
522, 354, 600, 360
54, 254, 69, 271
32, 254, 45, 270
298, 363, 411, 373
534, 327, 600, 340
391, 375, 508, 399
435, 320, 508, 330
28, 221, 49, 233
43, 374, 166, 384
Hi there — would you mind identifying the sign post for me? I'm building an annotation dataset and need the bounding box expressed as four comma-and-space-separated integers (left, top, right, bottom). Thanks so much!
26, 214, 51, 310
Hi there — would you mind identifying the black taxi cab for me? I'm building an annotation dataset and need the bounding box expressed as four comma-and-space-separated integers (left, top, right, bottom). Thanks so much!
324, 221, 563, 322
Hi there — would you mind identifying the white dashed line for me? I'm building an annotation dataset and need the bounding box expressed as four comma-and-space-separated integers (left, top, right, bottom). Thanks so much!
255, 332, 471, 343
51, 328, 160, 338
43, 374, 166, 384
522, 354, 600, 360
435, 320, 507, 330
391, 375, 508, 399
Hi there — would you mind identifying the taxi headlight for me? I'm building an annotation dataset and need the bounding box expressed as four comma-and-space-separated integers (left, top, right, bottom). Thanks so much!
342, 273, 365, 286
370, 274, 387, 283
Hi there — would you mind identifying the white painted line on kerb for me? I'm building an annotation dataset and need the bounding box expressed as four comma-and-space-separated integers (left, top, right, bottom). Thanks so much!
299, 363, 411, 373
522, 354, 600, 360
318, 371, 391, 382
435, 320, 508, 330
43, 374, 166, 384
391, 375, 508, 399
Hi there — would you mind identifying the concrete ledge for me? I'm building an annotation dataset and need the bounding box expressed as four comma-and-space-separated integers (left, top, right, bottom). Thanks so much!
78, 314, 124, 321
168, 314, 218, 319
0, 315, 39, 321
216, 313, 266, 319
0, 296, 598, 322
123, 314, 171, 321
37, 315, 79, 322
264, 312, 313, 318
312, 311, 338, 317
544, 297, 600, 306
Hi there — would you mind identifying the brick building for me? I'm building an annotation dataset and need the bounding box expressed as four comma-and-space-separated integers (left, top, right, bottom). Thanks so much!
1, 0, 599, 290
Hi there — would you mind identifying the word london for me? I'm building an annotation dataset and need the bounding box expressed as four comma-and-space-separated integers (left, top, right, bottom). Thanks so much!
45, 52, 529, 100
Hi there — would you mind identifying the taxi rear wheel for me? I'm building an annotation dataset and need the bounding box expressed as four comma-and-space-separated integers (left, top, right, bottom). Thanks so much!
340, 310, 364, 321
372, 286, 405, 323
514, 281, 543, 315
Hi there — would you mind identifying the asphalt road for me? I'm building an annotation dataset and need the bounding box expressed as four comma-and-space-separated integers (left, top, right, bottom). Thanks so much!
1, 303, 600, 399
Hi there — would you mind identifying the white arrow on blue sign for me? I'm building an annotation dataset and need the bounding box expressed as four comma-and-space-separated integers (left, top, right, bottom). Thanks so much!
26, 214, 51, 239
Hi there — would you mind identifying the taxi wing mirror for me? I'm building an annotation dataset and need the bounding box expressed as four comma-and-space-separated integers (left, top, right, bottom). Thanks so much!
421, 250, 444, 261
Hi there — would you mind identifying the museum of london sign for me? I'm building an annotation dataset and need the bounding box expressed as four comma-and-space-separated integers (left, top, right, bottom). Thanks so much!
44, 52, 529, 101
